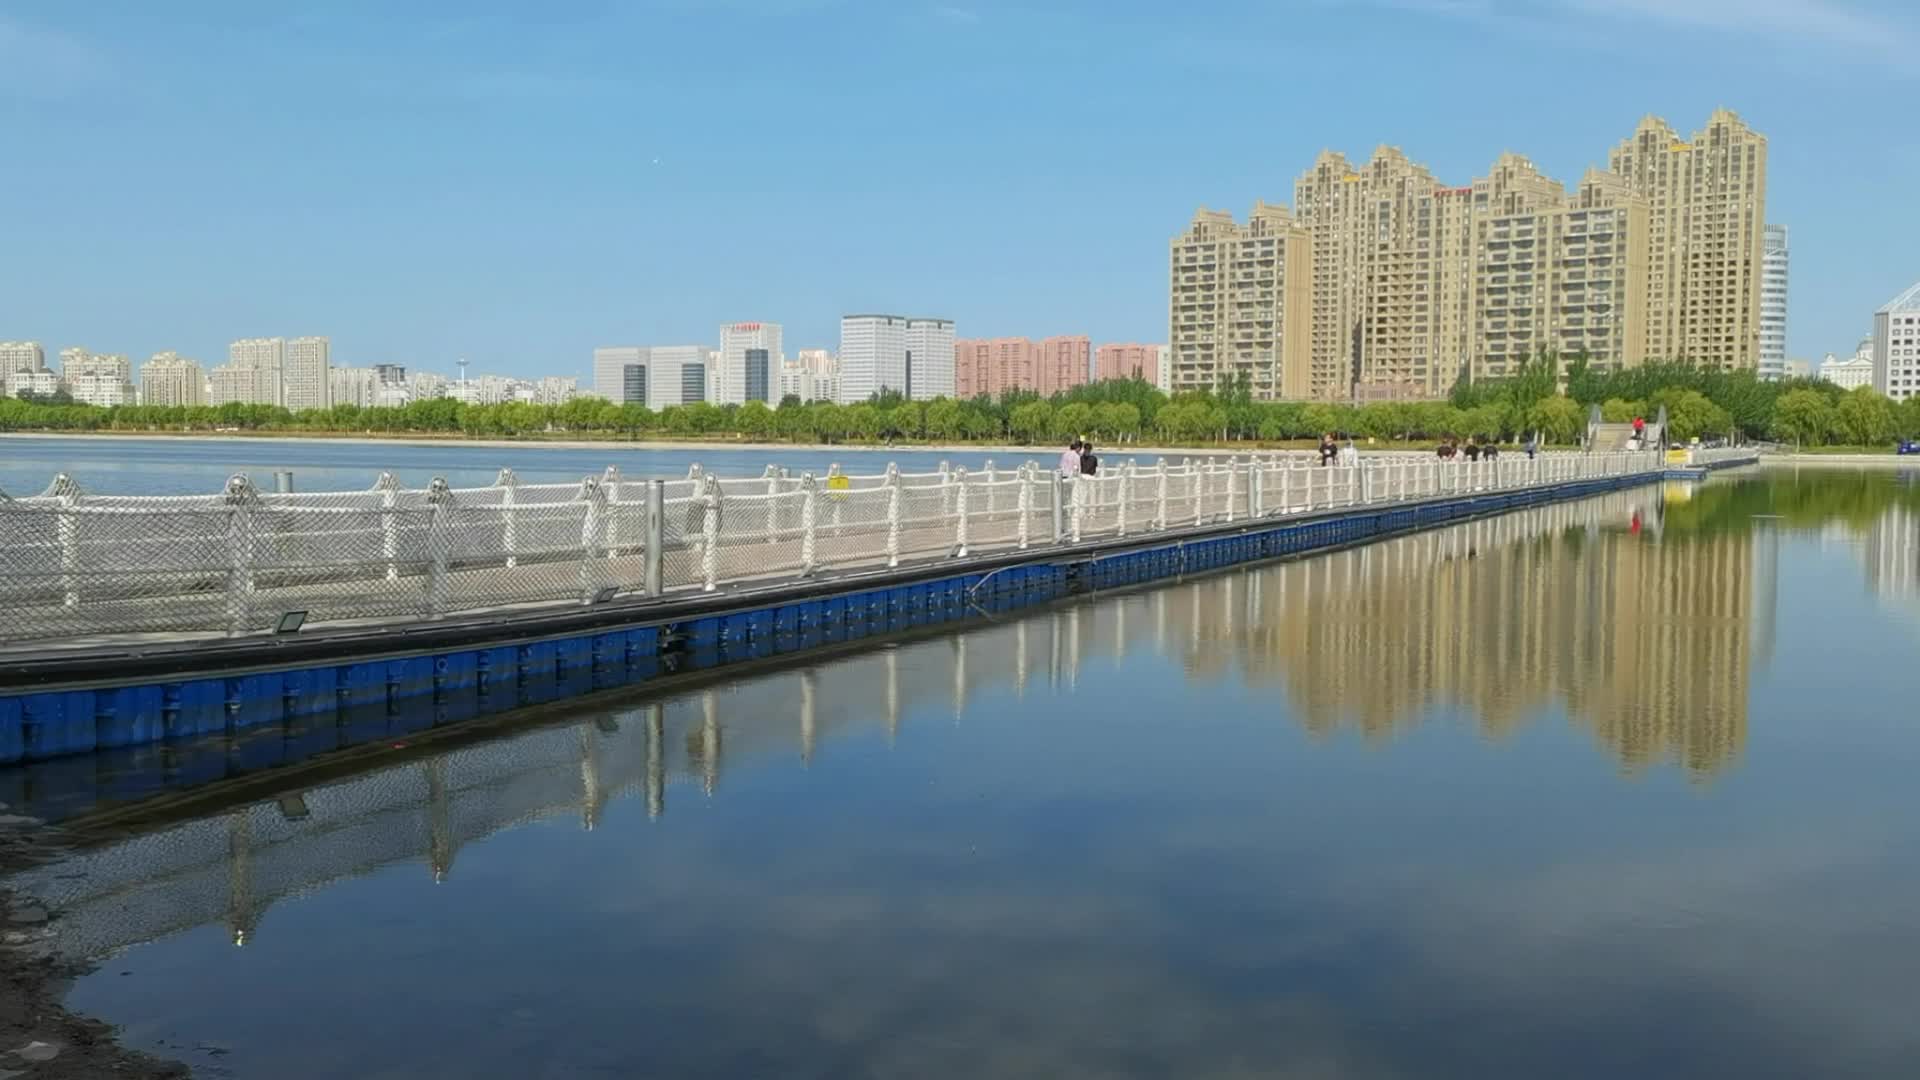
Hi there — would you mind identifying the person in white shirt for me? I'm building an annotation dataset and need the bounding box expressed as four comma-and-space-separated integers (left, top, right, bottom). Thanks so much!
1058, 439, 1083, 477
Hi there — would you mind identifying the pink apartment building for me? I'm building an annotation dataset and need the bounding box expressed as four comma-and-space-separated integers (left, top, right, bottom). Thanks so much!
953, 335, 1092, 397
1094, 343, 1161, 384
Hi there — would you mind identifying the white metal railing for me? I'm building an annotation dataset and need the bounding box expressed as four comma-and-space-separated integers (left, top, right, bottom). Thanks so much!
0, 451, 1691, 644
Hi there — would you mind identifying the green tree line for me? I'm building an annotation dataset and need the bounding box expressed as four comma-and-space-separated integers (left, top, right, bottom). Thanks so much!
3, 357, 1916, 447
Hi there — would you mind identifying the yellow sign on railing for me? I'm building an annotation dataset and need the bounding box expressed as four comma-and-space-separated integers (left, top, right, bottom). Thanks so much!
1666, 449, 1691, 465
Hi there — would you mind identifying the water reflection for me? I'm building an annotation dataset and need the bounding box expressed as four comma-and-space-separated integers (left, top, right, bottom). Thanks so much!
2, 484, 1783, 966
10, 472, 1920, 1079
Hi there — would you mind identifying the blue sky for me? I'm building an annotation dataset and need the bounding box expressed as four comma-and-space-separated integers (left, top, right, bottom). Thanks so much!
4, 0, 1917, 381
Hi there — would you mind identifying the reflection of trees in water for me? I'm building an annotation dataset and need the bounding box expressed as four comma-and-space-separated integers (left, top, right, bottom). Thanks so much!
1168, 497, 1754, 781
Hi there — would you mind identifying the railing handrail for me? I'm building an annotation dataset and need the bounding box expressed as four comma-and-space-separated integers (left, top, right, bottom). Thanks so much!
0, 449, 1727, 646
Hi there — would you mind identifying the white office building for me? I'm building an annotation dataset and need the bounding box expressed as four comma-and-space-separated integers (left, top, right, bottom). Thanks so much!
838, 315, 956, 403
284, 336, 331, 411
1872, 280, 1920, 401
592, 346, 708, 407
905, 318, 955, 400
1759, 224, 1789, 381
1819, 340, 1877, 390
715, 322, 782, 405
6, 370, 61, 399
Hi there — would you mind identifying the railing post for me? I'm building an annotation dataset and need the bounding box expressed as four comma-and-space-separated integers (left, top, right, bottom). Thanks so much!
1359, 462, 1372, 504
578, 476, 606, 603
375, 472, 400, 582
700, 475, 721, 591
1069, 476, 1087, 542
223, 474, 258, 636
1016, 464, 1033, 550
984, 460, 998, 517
427, 477, 453, 618
496, 468, 519, 568
50, 474, 81, 609
1192, 463, 1206, 524
1250, 460, 1264, 518
603, 466, 623, 554
1154, 460, 1169, 531
764, 464, 780, 544
885, 465, 902, 568
644, 479, 665, 596
829, 463, 845, 532
953, 465, 971, 556
1052, 472, 1068, 544
1280, 460, 1293, 514
1117, 463, 1133, 537
1224, 459, 1238, 523
799, 473, 819, 576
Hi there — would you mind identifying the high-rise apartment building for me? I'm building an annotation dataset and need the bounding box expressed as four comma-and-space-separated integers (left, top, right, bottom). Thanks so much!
953, 335, 1090, 397
328, 367, 382, 408
1037, 335, 1090, 395
1168, 203, 1313, 398
227, 338, 285, 406
140, 352, 206, 407
1607, 110, 1768, 371
1759, 224, 1789, 380
592, 346, 708, 407
58, 348, 133, 382
1094, 343, 1162, 384
716, 322, 783, 405
838, 315, 955, 403
55, 347, 136, 406
0, 341, 45, 378
779, 349, 839, 403
283, 336, 331, 411
1872, 280, 1920, 401
1180, 111, 1766, 400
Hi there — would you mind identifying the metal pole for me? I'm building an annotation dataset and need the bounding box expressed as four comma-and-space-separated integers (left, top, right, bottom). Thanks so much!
644, 479, 665, 596
273, 470, 293, 494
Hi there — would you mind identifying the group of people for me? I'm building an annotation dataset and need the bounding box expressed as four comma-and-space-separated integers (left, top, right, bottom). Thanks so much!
1435, 438, 1501, 462
1058, 438, 1101, 478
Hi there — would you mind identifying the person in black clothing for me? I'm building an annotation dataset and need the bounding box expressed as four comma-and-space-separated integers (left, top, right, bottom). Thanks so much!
1463, 439, 1482, 462
1318, 432, 1337, 467
1079, 439, 1099, 477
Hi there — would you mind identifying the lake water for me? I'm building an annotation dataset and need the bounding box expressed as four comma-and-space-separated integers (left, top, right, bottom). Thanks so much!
7, 468, 1920, 1078
0, 437, 1115, 497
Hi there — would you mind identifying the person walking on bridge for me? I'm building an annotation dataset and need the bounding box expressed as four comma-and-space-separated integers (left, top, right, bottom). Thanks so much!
1058, 439, 1083, 479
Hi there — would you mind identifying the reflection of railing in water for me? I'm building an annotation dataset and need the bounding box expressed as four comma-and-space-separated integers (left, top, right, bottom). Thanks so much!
6, 484, 1765, 966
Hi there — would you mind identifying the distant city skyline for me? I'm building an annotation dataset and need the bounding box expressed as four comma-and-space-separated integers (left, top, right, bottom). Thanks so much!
4, 5, 1915, 386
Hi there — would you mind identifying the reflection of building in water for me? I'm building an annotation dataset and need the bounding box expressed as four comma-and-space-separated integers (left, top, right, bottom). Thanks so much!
1155, 490, 1753, 779
3, 487, 1766, 964
1864, 506, 1920, 630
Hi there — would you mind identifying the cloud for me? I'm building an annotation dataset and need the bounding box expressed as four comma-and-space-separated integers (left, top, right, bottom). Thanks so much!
932, 4, 981, 22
